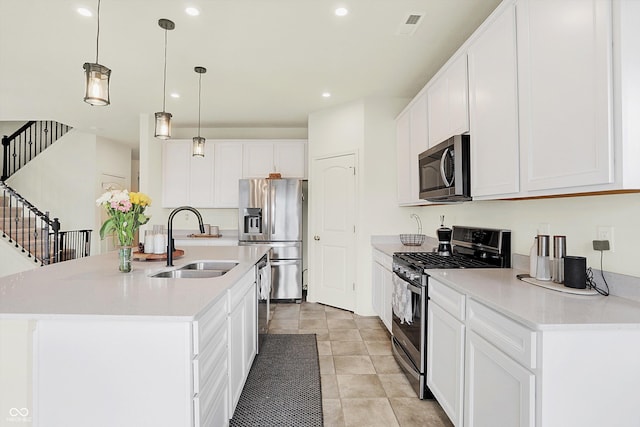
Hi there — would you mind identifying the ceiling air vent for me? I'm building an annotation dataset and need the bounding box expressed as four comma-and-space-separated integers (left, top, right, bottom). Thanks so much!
397, 13, 424, 36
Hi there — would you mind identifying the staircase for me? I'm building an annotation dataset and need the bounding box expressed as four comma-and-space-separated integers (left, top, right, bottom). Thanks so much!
1, 121, 92, 265
2, 120, 71, 180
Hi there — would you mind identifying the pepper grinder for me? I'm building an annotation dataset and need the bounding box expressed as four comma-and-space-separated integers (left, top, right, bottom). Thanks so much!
535, 235, 551, 281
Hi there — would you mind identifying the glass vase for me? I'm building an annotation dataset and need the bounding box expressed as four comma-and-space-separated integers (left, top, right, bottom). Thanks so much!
118, 246, 133, 273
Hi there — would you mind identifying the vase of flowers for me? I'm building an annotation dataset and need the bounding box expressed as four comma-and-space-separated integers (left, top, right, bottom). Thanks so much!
96, 189, 151, 272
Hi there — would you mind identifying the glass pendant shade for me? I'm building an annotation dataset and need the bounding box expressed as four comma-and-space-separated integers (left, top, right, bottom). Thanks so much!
192, 136, 205, 157
83, 62, 111, 106
154, 112, 172, 139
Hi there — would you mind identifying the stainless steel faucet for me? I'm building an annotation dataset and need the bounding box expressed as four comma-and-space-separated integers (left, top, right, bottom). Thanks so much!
167, 206, 205, 266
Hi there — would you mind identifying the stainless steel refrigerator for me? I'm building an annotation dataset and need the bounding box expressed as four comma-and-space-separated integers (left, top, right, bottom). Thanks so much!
238, 178, 304, 301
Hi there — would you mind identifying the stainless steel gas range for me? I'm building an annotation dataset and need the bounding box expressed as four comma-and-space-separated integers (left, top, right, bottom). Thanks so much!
391, 226, 511, 399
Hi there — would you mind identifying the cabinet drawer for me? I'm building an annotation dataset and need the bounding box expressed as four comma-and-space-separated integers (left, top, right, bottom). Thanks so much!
228, 269, 255, 311
193, 325, 227, 394
193, 295, 227, 356
429, 279, 466, 321
373, 249, 392, 270
194, 362, 229, 427
467, 299, 536, 369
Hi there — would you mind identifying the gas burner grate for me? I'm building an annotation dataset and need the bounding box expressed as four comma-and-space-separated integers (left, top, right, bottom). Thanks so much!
395, 252, 496, 269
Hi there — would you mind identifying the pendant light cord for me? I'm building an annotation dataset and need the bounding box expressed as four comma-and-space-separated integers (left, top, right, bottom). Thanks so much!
95, 0, 101, 63
162, 28, 168, 112
197, 72, 202, 138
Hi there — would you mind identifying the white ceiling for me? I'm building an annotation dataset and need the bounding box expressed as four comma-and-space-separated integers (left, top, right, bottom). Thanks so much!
0, 0, 501, 153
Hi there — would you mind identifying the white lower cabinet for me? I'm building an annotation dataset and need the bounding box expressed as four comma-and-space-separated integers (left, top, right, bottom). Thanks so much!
228, 268, 258, 416
465, 330, 535, 427
194, 295, 230, 427
428, 279, 535, 427
427, 303, 465, 426
371, 249, 393, 332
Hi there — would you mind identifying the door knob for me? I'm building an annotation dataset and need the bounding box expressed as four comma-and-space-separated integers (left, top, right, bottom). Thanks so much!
314, 235, 320, 241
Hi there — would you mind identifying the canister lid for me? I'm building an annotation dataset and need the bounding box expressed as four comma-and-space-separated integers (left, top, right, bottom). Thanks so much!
537, 235, 550, 256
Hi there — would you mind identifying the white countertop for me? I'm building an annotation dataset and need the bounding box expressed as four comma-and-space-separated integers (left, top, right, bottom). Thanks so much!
0, 245, 269, 321
371, 239, 640, 330
371, 238, 438, 256
427, 268, 640, 331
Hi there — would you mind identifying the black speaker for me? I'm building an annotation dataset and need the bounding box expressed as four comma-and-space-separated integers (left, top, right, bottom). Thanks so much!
564, 256, 587, 289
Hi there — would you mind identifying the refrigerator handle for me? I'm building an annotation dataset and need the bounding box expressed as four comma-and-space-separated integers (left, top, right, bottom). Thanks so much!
271, 184, 276, 235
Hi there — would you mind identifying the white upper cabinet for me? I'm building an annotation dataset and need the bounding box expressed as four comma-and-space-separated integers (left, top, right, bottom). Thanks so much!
189, 143, 216, 207
243, 140, 307, 179
517, 0, 614, 193
274, 141, 307, 178
396, 93, 430, 205
162, 140, 214, 208
214, 142, 243, 208
162, 140, 193, 208
163, 139, 307, 208
427, 54, 469, 147
468, 3, 520, 198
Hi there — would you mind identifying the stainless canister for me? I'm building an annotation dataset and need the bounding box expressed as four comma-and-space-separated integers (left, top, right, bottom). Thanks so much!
552, 235, 566, 283
535, 235, 551, 280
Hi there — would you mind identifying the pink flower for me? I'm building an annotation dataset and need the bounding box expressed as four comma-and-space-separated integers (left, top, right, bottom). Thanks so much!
111, 199, 132, 212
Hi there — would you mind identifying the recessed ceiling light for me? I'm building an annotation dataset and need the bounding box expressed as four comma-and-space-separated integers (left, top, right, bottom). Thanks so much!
335, 7, 348, 17
185, 7, 200, 16
322, 92, 331, 98
77, 7, 93, 17
170, 93, 180, 99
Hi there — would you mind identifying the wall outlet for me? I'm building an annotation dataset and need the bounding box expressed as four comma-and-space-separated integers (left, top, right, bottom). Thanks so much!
596, 226, 615, 252
593, 240, 610, 251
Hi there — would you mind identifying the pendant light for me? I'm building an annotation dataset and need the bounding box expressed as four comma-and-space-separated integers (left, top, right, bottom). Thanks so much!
192, 66, 207, 157
83, 0, 111, 106
154, 18, 175, 139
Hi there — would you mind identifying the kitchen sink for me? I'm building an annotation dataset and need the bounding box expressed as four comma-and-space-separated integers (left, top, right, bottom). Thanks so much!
150, 269, 226, 279
149, 261, 238, 279
177, 261, 238, 271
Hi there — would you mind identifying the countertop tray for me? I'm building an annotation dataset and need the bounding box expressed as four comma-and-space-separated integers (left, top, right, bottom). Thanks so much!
517, 274, 598, 295
133, 249, 184, 261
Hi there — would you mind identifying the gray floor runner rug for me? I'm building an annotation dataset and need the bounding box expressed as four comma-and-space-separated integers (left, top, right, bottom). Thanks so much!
230, 334, 323, 427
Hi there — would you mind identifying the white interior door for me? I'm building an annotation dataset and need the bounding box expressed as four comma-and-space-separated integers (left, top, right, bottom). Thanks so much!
310, 154, 356, 311
99, 174, 126, 254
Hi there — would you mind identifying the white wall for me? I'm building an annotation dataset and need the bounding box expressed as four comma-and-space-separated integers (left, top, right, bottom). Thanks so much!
0, 121, 27, 136
415, 194, 640, 278
138, 113, 308, 234
0, 246, 38, 277
307, 98, 410, 315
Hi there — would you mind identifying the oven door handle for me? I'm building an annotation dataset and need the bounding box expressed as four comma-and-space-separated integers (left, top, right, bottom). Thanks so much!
392, 272, 423, 295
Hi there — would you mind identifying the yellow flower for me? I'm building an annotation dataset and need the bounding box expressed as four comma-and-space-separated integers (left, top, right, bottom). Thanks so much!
139, 194, 152, 206
129, 192, 151, 207
129, 192, 140, 205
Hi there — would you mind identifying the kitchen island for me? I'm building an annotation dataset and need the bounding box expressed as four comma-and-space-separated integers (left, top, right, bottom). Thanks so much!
0, 245, 270, 427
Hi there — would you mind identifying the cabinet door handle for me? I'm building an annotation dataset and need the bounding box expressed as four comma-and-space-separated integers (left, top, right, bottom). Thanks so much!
314, 235, 320, 241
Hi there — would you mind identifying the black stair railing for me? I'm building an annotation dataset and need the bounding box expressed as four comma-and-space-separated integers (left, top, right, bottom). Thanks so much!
2, 120, 72, 180
0, 181, 91, 265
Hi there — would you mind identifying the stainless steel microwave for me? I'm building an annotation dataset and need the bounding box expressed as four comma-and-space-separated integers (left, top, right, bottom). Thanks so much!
418, 135, 471, 202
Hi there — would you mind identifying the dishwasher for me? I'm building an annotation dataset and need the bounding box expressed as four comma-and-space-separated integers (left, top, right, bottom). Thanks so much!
256, 254, 271, 352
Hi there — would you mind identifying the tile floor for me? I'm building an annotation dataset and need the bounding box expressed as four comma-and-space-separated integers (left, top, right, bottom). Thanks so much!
268, 300, 454, 427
